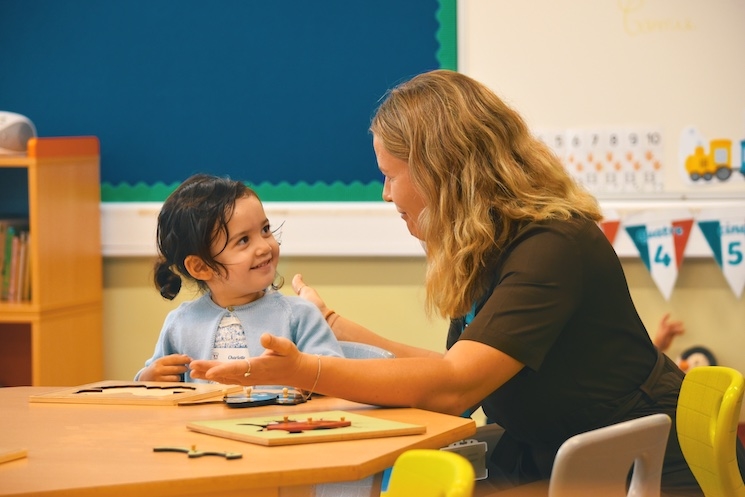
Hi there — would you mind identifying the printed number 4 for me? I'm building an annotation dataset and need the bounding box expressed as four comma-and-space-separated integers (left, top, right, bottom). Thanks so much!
654, 246, 672, 267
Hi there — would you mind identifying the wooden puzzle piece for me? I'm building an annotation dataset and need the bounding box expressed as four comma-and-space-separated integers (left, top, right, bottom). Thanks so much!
265, 416, 351, 433
153, 445, 242, 460
238, 415, 351, 433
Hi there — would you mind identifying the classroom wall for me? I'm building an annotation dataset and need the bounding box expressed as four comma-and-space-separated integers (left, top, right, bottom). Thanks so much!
104, 256, 745, 383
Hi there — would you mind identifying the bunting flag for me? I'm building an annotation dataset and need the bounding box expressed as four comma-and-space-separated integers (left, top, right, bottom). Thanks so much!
600, 219, 621, 246
697, 209, 745, 299
599, 209, 621, 247
624, 211, 694, 300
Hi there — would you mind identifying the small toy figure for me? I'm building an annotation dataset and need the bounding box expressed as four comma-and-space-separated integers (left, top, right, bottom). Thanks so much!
676, 346, 717, 374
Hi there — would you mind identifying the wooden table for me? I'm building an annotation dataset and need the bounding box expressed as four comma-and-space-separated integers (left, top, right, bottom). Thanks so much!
0, 386, 475, 497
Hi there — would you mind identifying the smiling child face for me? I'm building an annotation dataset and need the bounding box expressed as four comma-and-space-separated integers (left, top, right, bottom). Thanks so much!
207, 195, 279, 307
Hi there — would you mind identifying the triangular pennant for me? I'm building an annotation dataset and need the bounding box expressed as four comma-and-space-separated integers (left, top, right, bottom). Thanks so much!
600, 219, 621, 246
697, 213, 745, 299
646, 220, 679, 301
625, 215, 693, 301
625, 224, 651, 270
698, 220, 723, 267
671, 219, 693, 270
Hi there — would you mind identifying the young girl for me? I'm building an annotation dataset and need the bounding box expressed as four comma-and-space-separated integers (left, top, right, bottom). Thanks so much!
135, 173, 342, 382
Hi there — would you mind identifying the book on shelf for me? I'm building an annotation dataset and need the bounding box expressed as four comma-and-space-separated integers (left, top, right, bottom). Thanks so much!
0, 219, 30, 303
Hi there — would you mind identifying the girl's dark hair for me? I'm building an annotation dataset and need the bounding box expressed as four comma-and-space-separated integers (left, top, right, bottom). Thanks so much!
153, 173, 271, 299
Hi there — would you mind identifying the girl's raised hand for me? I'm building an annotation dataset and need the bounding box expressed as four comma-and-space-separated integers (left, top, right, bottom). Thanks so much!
292, 274, 328, 313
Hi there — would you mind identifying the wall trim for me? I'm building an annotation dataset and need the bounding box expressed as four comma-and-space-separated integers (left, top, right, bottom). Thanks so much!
101, 197, 745, 259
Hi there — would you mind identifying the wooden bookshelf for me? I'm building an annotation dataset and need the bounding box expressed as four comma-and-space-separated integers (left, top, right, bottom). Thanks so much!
0, 136, 103, 386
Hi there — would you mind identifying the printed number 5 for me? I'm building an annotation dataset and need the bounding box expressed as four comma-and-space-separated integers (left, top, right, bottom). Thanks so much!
728, 241, 743, 265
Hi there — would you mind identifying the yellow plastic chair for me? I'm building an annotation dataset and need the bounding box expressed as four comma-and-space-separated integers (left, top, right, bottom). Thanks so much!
548, 413, 671, 497
382, 449, 475, 497
677, 366, 745, 497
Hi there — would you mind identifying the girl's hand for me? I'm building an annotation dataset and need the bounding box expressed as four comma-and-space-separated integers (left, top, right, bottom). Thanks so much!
292, 274, 329, 314
139, 354, 192, 382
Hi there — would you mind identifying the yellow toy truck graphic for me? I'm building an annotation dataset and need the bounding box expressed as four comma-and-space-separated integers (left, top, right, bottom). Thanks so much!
685, 138, 745, 181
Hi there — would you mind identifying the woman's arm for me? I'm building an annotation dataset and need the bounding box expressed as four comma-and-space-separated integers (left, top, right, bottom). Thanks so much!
292, 274, 441, 359
189, 334, 524, 416
327, 313, 442, 358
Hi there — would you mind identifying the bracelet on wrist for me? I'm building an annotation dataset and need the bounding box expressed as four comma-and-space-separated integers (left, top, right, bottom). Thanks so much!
302, 354, 322, 401
327, 312, 340, 328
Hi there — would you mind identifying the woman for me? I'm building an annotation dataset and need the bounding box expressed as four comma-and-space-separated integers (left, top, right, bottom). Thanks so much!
190, 70, 705, 495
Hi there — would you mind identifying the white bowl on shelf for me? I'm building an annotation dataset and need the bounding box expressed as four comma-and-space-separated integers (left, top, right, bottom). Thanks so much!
0, 111, 36, 154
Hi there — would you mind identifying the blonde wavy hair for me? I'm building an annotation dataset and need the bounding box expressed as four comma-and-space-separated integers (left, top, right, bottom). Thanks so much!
370, 70, 602, 319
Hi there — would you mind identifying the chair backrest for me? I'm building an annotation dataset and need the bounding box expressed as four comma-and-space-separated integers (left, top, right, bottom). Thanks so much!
676, 365, 745, 497
548, 413, 671, 497
381, 449, 475, 497
339, 340, 395, 359
336, 341, 395, 495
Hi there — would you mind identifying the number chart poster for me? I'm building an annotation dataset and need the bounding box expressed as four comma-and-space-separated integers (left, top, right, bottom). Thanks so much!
457, 0, 745, 197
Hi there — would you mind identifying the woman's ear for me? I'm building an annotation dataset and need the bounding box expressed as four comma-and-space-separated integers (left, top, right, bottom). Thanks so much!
184, 255, 213, 281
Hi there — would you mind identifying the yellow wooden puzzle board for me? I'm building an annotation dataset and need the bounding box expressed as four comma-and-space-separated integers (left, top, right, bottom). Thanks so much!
187, 410, 426, 446
28, 380, 242, 406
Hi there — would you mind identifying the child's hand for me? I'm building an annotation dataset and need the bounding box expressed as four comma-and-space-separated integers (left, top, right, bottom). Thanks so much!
139, 354, 192, 382
292, 274, 329, 314
653, 313, 685, 353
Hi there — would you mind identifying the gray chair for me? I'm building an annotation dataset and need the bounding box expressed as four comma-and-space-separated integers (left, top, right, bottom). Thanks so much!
339, 340, 395, 359
548, 413, 671, 497
494, 413, 672, 497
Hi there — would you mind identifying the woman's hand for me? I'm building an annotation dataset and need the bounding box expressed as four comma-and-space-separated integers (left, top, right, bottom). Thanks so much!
190, 333, 304, 385
292, 274, 328, 314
